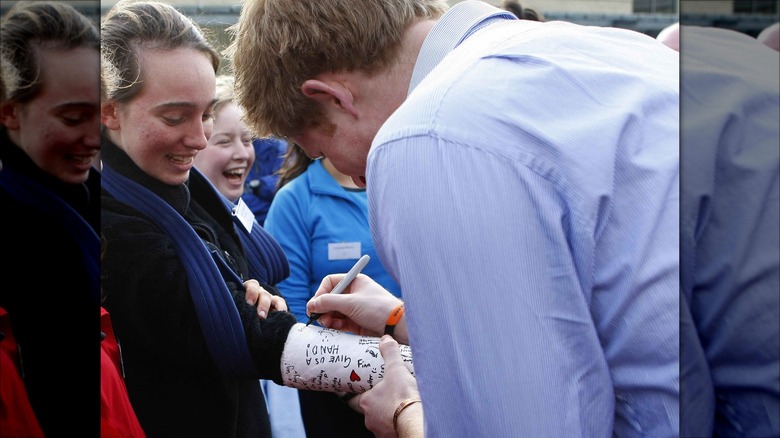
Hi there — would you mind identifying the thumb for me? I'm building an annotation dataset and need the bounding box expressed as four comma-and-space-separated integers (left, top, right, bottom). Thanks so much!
379, 335, 402, 367
307, 292, 345, 315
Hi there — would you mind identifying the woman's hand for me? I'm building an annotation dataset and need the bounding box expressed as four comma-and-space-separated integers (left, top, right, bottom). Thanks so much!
243, 279, 287, 319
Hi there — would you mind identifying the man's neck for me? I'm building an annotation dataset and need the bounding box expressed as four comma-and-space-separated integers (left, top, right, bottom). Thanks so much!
396, 19, 437, 92
360, 19, 437, 128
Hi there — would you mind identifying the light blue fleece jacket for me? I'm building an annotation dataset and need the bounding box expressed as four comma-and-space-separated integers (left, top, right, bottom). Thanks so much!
264, 159, 402, 323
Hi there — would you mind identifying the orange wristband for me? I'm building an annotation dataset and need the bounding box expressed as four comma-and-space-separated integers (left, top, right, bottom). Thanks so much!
384, 303, 405, 337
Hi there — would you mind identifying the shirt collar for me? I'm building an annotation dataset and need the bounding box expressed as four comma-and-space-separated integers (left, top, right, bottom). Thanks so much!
408, 0, 516, 95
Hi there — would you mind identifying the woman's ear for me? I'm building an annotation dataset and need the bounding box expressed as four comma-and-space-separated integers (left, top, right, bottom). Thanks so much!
101, 101, 121, 130
0, 101, 21, 130
300, 79, 358, 118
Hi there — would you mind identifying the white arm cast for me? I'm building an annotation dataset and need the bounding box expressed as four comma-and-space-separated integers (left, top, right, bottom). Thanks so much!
281, 323, 414, 393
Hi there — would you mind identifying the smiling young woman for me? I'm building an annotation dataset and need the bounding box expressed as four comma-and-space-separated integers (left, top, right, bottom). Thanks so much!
1, 1, 101, 436
193, 75, 255, 203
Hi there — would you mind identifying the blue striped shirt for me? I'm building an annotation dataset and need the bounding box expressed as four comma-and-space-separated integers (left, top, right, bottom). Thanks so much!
367, 2, 680, 437
679, 26, 779, 438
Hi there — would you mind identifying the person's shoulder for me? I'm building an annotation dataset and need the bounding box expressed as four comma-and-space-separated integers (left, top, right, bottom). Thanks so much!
101, 190, 171, 240
254, 137, 288, 154
101, 188, 138, 216
684, 26, 778, 95
684, 26, 771, 62
1, 187, 74, 246
272, 171, 313, 208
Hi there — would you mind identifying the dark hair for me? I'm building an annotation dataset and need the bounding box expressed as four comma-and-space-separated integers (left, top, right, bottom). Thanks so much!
276, 142, 314, 190
100, 0, 219, 103
1, 1, 99, 103
522, 7, 542, 22
501, 0, 524, 19
501, 0, 544, 22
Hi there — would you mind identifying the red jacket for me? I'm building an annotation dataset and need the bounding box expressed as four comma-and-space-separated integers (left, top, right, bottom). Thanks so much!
101, 307, 146, 438
0, 306, 45, 438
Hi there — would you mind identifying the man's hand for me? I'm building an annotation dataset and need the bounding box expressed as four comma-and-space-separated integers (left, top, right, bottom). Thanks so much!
307, 274, 403, 338
359, 336, 422, 438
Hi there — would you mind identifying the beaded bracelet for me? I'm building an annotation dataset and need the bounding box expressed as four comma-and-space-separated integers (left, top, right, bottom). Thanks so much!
393, 397, 422, 435
384, 303, 405, 337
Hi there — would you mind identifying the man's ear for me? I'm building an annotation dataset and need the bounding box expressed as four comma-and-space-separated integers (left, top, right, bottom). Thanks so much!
101, 101, 121, 130
0, 101, 20, 130
300, 79, 358, 118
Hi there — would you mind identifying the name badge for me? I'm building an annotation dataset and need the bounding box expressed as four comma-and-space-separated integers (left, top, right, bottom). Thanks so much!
233, 198, 255, 233
328, 242, 361, 260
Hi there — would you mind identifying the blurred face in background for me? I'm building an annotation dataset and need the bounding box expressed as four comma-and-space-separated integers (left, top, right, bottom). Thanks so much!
1, 46, 100, 184
194, 101, 255, 201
